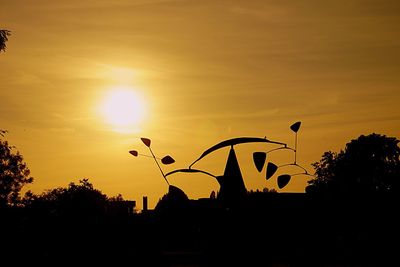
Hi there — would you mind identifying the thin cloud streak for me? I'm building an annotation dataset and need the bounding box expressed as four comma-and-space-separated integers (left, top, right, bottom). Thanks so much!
1, 0, 399, 204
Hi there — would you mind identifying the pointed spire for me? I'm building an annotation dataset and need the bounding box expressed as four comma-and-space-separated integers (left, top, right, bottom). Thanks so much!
217, 147, 247, 205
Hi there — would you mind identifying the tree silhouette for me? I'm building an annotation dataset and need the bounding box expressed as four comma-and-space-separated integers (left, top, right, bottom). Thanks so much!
19, 179, 135, 265
0, 30, 11, 53
0, 130, 33, 206
306, 133, 400, 194
25, 178, 108, 217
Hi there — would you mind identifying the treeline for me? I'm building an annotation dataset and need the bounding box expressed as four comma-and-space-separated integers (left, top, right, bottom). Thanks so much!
0, 178, 137, 265
1, 131, 399, 266
1, 188, 398, 266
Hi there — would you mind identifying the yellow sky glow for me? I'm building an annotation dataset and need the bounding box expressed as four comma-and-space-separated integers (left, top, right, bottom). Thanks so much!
99, 87, 147, 133
1, 0, 400, 209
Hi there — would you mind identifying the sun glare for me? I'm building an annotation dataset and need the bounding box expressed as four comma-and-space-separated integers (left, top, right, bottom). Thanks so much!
100, 87, 146, 132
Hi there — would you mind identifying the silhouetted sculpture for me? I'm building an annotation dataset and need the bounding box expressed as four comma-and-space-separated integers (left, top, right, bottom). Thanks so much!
163, 136, 289, 206
155, 185, 189, 212
136, 123, 313, 210
216, 147, 247, 206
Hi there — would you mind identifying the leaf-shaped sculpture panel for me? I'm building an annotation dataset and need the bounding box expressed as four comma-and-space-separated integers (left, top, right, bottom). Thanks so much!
277, 174, 291, 189
266, 162, 278, 180
161, 155, 175, 165
290, 121, 301, 133
253, 152, 266, 172
129, 150, 138, 157
141, 138, 151, 147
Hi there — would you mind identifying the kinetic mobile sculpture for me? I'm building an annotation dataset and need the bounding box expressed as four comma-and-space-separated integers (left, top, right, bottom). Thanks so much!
130, 122, 313, 203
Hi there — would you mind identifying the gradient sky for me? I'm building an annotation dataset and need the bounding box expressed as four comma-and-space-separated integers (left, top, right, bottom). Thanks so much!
1, 0, 399, 209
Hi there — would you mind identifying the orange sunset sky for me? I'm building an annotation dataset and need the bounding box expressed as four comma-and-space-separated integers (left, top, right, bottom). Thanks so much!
1, 0, 399, 209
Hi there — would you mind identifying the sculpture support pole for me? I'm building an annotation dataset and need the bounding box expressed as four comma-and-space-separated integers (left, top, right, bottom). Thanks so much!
148, 146, 170, 186
294, 132, 298, 164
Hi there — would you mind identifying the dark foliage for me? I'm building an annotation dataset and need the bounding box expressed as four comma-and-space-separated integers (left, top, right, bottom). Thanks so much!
1, 184, 398, 266
0, 30, 11, 53
0, 130, 33, 206
24, 178, 108, 218
307, 133, 400, 194
3, 179, 137, 265
2, 132, 400, 266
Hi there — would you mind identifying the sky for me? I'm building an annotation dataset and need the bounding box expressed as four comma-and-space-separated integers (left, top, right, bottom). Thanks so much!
1, 0, 399, 209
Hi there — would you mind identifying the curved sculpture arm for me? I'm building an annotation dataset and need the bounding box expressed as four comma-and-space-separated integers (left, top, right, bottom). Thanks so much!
279, 163, 310, 175
165, 168, 217, 179
266, 146, 295, 154
189, 137, 287, 168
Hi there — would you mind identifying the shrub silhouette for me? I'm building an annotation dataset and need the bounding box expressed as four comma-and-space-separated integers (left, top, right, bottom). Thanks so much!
307, 133, 400, 194
0, 130, 33, 206
0, 30, 11, 53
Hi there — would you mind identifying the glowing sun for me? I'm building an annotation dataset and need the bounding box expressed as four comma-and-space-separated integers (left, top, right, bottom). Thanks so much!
100, 87, 146, 131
